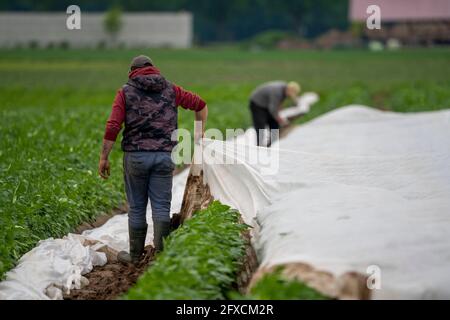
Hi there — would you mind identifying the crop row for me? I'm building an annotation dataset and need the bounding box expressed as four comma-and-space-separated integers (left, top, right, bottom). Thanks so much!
124, 201, 249, 299
124, 201, 328, 300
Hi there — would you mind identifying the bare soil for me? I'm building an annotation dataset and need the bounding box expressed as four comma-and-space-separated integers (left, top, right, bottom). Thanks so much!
64, 246, 155, 300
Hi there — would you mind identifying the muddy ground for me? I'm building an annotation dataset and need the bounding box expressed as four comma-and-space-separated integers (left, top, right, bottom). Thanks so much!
64, 246, 155, 300
65, 214, 181, 300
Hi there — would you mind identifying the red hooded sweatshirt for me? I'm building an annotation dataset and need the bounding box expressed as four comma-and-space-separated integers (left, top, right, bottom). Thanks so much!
104, 66, 206, 142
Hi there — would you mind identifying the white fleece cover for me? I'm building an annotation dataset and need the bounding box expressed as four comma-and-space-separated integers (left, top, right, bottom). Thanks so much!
202, 105, 450, 299
2, 103, 449, 300
0, 169, 189, 300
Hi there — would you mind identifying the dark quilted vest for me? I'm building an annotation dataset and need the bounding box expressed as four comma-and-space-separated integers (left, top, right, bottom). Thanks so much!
121, 74, 178, 152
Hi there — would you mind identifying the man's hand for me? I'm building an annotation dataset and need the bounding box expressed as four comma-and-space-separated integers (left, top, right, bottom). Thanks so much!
194, 105, 208, 143
277, 115, 290, 127
98, 159, 111, 179
99, 139, 115, 180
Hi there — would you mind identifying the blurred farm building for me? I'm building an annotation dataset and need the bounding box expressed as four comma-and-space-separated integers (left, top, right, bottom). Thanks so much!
0, 12, 192, 48
350, 0, 450, 46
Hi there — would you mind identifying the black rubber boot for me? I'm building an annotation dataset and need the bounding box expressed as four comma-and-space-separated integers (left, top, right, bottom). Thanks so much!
153, 220, 171, 252
117, 224, 147, 265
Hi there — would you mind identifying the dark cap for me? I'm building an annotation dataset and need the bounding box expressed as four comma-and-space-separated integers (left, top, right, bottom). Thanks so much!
130, 55, 153, 69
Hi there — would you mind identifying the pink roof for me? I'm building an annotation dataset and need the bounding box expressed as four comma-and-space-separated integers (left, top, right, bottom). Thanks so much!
350, 0, 450, 21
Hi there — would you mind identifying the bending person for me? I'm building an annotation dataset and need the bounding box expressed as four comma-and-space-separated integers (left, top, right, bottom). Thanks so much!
249, 81, 300, 146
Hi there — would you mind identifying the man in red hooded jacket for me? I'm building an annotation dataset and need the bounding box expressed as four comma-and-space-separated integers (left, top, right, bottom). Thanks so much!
98, 55, 208, 264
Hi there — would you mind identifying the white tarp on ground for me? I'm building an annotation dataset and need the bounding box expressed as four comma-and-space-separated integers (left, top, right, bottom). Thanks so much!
202, 105, 450, 299
0, 169, 189, 300
2, 102, 449, 300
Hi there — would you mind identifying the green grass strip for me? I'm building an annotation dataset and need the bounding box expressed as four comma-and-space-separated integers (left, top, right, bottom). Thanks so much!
124, 201, 249, 300
243, 268, 330, 300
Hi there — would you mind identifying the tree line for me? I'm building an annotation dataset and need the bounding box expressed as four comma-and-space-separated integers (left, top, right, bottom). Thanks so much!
0, 0, 349, 43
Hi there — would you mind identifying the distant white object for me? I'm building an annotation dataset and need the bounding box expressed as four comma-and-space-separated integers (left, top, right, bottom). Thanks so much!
369, 40, 384, 51
202, 105, 450, 299
387, 38, 402, 50
279, 92, 319, 120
